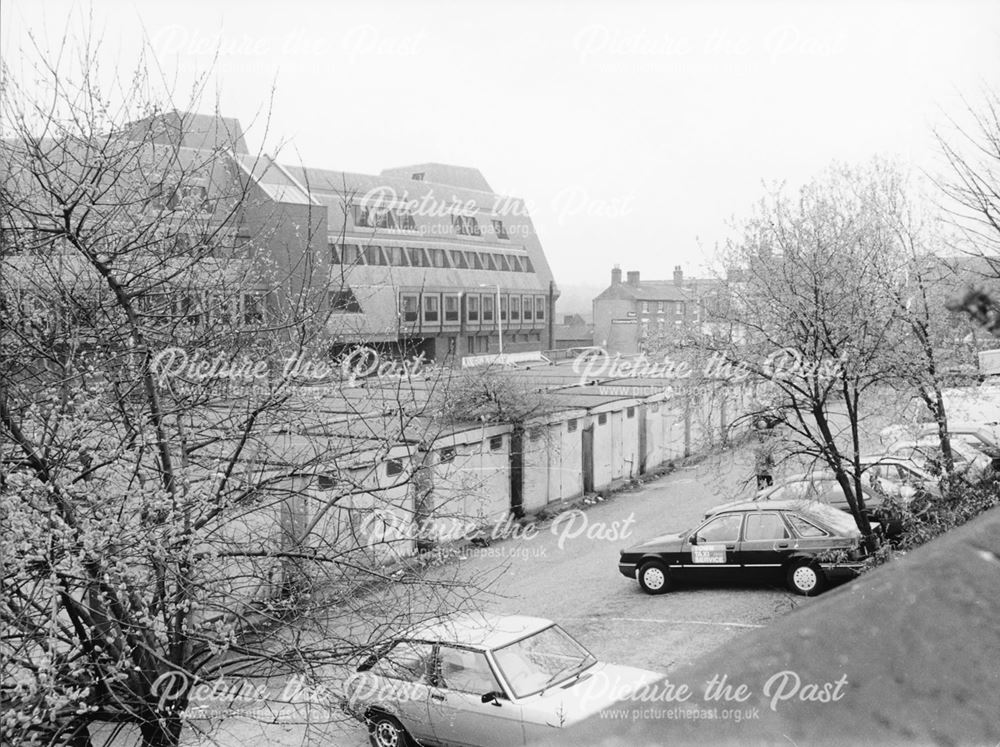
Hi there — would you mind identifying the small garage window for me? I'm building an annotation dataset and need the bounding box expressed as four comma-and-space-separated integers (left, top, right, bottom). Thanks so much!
598, 413, 607, 425
567, 419, 578, 432
386, 459, 404, 477
489, 435, 503, 451
626, 407, 636, 418
439, 447, 456, 463
528, 426, 543, 442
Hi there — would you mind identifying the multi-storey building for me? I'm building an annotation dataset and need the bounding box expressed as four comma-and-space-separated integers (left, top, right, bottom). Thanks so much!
3, 111, 559, 364
252, 156, 560, 360
592, 266, 720, 354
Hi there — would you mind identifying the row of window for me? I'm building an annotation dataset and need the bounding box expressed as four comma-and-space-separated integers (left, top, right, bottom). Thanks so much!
352, 205, 509, 240
8, 289, 269, 329
400, 292, 547, 325
639, 301, 689, 315
330, 242, 534, 273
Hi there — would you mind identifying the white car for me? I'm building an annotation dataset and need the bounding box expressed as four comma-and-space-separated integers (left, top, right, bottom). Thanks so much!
343, 614, 663, 747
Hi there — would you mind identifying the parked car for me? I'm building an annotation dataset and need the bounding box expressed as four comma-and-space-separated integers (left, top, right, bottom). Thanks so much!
857, 455, 940, 500
886, 437, 994, 480
619, 500, 868, 597
343, 614, 663, 747
751, 472, 915, 538
912, 423, 1000, 461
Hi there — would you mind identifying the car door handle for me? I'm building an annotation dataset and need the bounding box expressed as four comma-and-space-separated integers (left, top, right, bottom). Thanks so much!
430, 693, 445, 702
725, 545, 736, 550
776, 543, 789, 549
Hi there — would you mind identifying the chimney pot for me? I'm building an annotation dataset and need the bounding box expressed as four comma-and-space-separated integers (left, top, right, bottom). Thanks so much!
611, 266, 622, 285
626, 271, 640, 286
673, 266, 683, 285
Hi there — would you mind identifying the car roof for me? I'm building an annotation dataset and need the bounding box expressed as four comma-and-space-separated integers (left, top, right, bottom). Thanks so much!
707, 498, 862, 537
403, 613, 553, 650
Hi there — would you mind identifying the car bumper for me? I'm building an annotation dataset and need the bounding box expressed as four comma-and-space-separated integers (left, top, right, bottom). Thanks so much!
618, 562, 637, 579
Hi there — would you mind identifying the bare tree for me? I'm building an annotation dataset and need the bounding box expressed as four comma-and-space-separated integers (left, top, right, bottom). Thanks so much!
698, 163, 911, 538
0, 30, 495, 747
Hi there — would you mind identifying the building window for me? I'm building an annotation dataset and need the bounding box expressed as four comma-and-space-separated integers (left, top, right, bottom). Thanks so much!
528, 426, 543, 441
489, 435, 503, 451
361, 245, 386, 265
499, 294, 508, 321
641, 302, 650, 313
627, 407, 636, 418
522, 295, 533, 321
466, 294, 479, 322
447, 336, 457, 355
675, 302, 683, 316
482, 294, 495, 322
316, 473, 337, 491
330, 288, 362, 313
535, 296, 546, 321
412, 172, 425, 181
400, 293, 419, 322
386, 246, 405, 266
328, 242, 341, 263
598, 413, 607, 425
467, 335, 475, 352
452, 213, 481, 236
444, 294, 460, 322
423, 294, 439, 323
449, 250, 467, 269
242, 292, 266, 325
406, 247, 428, 267
567, 419, 578, 432
439, 446, 455, 463
429, 248, 446, 268
492, 219, 509, 239
524, 257, 534, 273
510, 296, 521, 321
342, 244, 359, 264
386, 459, 404, 477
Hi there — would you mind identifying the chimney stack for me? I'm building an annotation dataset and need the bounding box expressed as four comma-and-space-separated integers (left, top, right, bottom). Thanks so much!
611, 265, 622, 285
673, 265, 683, 285
626, 270, 640, 286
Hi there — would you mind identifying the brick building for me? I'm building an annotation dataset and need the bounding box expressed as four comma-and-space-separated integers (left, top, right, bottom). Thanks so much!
592, 265, 720, 354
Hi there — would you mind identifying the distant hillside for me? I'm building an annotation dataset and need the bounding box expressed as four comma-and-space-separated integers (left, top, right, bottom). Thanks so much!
554, 283, 604, 321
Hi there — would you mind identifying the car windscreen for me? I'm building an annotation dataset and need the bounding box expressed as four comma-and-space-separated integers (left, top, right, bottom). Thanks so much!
491, 625, 595, 699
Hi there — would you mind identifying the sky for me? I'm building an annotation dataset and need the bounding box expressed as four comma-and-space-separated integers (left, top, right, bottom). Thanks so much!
3, 0, 1000, 296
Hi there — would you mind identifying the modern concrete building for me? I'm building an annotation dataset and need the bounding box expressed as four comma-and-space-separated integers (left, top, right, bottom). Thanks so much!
4, 111, 560, 364
592, 265, 720, 354
270, 160, 560, 360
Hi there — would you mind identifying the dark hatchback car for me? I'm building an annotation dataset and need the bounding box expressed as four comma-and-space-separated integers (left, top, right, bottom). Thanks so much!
619, 500, 868, 596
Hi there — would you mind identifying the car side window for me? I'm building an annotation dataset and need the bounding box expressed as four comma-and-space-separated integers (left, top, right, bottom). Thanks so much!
695, 514, 743, 543
787, 514, 829, 538
436, 646, 502, 695
372, 641, 433, 683
743, 513, 788, 541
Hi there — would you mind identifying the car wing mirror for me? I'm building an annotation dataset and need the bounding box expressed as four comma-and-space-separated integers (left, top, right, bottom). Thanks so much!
481, 691, 504, 706
688, 534, 698, 545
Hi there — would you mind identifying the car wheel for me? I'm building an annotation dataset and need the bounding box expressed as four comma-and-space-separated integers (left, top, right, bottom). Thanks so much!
786, 560, 824, 596
367, 712, 412, 747
638, 560, 671, 594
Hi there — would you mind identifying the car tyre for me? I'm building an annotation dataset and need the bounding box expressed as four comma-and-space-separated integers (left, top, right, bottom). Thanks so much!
367, 712, 413, 747
786, 559, 825, 596
638, 560, 671, 595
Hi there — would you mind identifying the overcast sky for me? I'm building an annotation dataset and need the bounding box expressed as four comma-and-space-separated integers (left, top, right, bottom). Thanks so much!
4, 0, 1000, 291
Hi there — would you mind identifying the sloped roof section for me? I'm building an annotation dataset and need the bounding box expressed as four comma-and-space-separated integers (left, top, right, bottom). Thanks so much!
380, 163, 493, 193
125, 110, 249, 154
